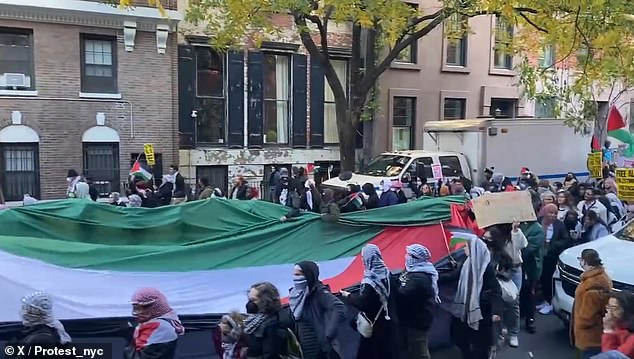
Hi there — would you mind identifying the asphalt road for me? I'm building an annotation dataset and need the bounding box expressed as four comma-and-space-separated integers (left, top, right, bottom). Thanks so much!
431, 313, 577, 359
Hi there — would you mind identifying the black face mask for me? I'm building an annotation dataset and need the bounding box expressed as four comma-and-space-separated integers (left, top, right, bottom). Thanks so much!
246, 300, 259, 314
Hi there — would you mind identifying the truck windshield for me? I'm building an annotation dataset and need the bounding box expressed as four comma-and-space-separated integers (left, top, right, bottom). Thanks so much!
616, 220, 634, 242
360, 155, 409, 177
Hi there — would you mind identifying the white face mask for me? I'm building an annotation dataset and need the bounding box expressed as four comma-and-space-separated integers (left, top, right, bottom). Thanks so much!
66, 177, 72, 183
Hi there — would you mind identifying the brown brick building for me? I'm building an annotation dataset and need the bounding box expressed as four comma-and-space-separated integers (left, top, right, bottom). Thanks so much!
0, 0, 180, 201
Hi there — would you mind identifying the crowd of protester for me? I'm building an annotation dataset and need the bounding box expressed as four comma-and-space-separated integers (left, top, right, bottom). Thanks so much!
4, 159, 634, 359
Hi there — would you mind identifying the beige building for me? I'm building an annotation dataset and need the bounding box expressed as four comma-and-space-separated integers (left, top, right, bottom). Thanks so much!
372, 8, 524, 156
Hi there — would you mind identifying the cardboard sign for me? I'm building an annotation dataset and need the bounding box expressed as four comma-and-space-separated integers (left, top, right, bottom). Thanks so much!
471, 191, 537, 228
143, 143, 155, 166
432, 163, 443, 180
587, 152, 603, 178
616, 168, 634, 202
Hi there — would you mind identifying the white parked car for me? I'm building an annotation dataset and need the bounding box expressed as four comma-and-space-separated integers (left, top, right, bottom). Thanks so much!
552, 220, 634, 325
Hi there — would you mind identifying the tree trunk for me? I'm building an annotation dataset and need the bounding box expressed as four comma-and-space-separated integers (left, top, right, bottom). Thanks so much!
337, 105, 357, 172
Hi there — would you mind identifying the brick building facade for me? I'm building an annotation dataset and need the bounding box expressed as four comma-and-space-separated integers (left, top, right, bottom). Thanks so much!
177, 9, 351, 195
0, 0, 181, 201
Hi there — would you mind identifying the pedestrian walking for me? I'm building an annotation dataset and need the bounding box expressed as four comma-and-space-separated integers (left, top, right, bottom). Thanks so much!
6, 291, 72, 358
244, 282, 292, 358
571, 249, 613, 359
125, 288, 184, 359
289, 261, 347, 359
450, 237, 502, 359
393, 244, 438, 359
340, 244, 393, 359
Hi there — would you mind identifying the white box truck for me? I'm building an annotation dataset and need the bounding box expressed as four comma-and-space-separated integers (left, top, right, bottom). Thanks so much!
422, 118, 592, 186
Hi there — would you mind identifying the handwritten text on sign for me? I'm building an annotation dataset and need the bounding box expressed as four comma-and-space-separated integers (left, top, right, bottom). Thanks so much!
616, 168, 634, 202
587, 152, 603, 178
143, 143, 155, 166
471, 191, 537, 228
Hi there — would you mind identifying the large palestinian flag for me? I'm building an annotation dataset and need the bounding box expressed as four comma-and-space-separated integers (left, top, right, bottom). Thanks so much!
0, 196, 465, 323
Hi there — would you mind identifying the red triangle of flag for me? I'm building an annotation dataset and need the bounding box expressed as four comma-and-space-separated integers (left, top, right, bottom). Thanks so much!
607, 105, 626, 132
591, 135, 601, 151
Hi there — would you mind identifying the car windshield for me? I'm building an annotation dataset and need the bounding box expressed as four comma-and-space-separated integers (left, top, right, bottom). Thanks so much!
360, 155, 410, 177
615, 219, 634, 242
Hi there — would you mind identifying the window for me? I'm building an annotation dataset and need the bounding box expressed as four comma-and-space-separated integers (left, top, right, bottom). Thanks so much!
263, 54, 290, 144
443, 98, 466, 120
0, 28, 34, 90
406, 157, 433, 180
539, 45, 556, 68
445, 15, 467, 66
361, 154, 410, 177
490, 98, 517, 118
324, 59, 348, 144
392, 97, 416, 150
535, 96, 557, 118
195, 47, 226, 144
81, 35, 117, 93
83, 143, 120, 197
0, 143, 39, 201
395, 4, 418, 64
576, 46, 590, 68
493, 18, 513, 69
439, 156, 463, 177
196, 165, 228, 196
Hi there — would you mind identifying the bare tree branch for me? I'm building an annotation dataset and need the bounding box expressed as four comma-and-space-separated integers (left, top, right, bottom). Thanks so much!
357, 9, 451, 97
519, 12, 547, 33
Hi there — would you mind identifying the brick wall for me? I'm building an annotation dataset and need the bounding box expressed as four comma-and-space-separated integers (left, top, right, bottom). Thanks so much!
0, 19, 177, 199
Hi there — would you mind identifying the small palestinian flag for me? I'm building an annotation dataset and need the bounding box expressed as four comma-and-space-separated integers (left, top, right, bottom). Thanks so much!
129, 160, 152, 181
446, 226, 480, 249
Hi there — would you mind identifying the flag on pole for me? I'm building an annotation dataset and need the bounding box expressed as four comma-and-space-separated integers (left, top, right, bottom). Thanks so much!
607, 105, 634, 156
590, 134, 601, 151
129, 160, 153, 181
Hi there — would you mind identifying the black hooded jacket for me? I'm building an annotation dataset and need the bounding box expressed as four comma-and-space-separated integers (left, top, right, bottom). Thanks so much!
293, 261, 347, 357
362, 183, 379, 210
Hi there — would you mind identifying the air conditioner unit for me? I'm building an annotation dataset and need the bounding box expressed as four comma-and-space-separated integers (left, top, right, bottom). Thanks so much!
0, 73, 31, 88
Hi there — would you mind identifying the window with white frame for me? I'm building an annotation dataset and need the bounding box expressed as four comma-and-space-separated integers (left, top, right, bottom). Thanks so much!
392, 97, 416, 150
324, 59, 348, 144
81, 35, 117, 93
263, 54, 290, 144
0, 28, 34, 90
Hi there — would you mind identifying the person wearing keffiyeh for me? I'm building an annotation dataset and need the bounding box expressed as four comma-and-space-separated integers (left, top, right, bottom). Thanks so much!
391, 244, 437, 359
244, 282, 291, 359
340, 244, 393, 359
450, 237, 503, 359
212, 311, 247, 359
124, 288, 184, 359
6, 291, 73, 359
